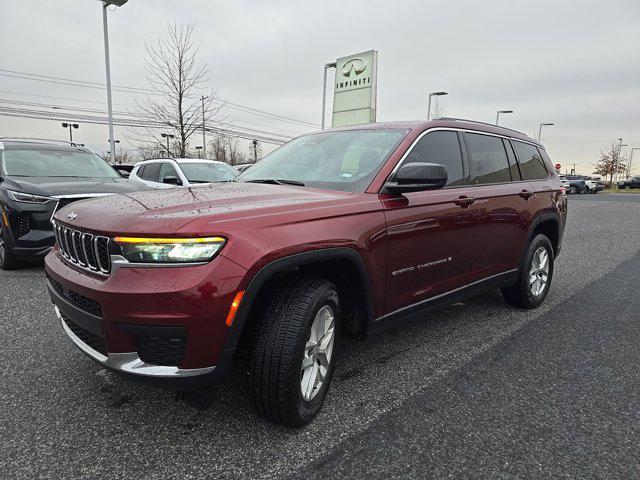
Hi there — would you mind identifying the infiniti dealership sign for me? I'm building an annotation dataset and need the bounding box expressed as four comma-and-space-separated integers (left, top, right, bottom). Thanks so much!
332, 50, 378, 127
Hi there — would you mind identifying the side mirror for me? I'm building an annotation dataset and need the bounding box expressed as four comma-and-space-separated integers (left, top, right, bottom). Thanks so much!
163, 176, 182, 186
117, 170, 130, 178
383, 162, 447, 194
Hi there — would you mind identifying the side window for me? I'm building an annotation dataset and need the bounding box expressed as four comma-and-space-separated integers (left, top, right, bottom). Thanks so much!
159, 162, 180, 183
399, 131, 466, 187
136, 165, 146, 178
464, 133, 511, 184
503, 139, 522, 181
140, 163, 161, 182
512, 141, 548, 180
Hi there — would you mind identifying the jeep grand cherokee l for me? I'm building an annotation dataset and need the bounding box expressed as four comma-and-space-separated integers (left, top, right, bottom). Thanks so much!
0, 139, 147, 269
45, 119, 567, 427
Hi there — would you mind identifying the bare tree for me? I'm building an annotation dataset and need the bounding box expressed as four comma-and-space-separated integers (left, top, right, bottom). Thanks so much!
593, 141, 627, 185
432, 97, 447, 119
207, 132, 247, 165
134, 22, 222, 158
99, 149, 136, 165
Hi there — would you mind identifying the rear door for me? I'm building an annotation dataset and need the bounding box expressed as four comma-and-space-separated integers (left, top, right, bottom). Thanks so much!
137, 162, 165, 189
382, 130, 479, 314
463, 132, 534, 282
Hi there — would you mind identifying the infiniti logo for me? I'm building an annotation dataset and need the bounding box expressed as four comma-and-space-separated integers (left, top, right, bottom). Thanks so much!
342, 57, 366, 77
67, 212, 78, 220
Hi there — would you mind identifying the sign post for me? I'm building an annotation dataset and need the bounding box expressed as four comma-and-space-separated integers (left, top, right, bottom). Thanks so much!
331, 50, 378, 128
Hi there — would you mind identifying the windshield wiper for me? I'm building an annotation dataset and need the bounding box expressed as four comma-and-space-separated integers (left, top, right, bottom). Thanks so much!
245, 179, 305, 186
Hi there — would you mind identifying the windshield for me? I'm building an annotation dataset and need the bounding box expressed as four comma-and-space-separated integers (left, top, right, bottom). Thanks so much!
180, 162, 238, 183
238, 129, 408, 192
1, 148, 120, 178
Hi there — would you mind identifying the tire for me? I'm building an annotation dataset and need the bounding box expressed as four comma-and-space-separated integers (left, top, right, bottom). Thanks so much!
501, 234, 554, 309
569, 186, 577, 195
250, 274, 340, 427
0, 225, 20, 270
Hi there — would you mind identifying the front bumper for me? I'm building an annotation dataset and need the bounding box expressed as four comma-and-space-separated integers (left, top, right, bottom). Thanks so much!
45, 248, 247, 389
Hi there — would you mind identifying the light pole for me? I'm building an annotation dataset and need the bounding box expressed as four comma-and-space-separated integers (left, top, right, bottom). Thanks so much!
195, 146, 203, 159
108, 139, 120, 162
161, 133, 175, 157
321, 62, 337, 129
615, 140, 627, 183
252, 139, 258, 162
427, 91, 447, 121
62, 122, 79, 143
537, 123, 554, 141
629, 147, 640, 177
99, 0, 128, 164
495, 110, 514, 125
201, 95, 207, 158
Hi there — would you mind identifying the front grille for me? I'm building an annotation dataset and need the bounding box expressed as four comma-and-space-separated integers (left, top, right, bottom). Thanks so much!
53, 222, 111, 274
62, 314, 107, 356
138, 335, 187, 367
47, 274, 102, 317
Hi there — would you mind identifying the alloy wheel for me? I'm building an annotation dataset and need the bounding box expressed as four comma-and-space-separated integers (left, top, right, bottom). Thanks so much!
0, 231, 5, 264
300, 305, 335, 402
529, 247, 550, 296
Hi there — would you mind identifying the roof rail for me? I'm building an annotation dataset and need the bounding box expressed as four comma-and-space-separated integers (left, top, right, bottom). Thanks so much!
434, 117, 531, 139
0, 136, 86, 147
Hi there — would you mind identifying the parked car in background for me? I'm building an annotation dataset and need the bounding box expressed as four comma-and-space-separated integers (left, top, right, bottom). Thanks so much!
46, 119, 566, 426
129, 158, 238, 189
581, 175, 604, 193
559, 175, 587, 194
234, 163, 255, 173
618, 176, 640, 189
0, 139, 148, 270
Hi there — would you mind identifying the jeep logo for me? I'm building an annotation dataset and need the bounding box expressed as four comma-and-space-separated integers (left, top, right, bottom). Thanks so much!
67, 212, 78, 220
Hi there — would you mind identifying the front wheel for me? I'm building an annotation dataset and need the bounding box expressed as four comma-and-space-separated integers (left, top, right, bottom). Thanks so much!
569, 186, 577, 195
250, 275, 340, 427
502, 234, 554, 309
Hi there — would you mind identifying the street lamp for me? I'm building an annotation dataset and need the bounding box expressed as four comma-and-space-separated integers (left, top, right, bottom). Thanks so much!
537, 123, 554, 141
615, 140, 628, 183
61, 122, 79, 143
195, 145, 203, 159
427, 91, 448, 121
495, 110, 514, 125
321, 62, 337, 129
160, 133, 175, 157
99, 0, 128, 164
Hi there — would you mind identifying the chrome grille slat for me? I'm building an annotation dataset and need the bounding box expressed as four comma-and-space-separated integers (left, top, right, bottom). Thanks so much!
52, 222, 111, 275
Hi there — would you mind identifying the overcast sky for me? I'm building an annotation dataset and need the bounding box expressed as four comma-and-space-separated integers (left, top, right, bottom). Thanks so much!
1, 0, 639, 174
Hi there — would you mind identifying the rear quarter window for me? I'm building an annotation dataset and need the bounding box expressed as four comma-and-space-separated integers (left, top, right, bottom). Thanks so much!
512, 141, 548, 180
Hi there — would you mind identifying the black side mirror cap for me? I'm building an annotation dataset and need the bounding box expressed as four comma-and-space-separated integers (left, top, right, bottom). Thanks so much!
162, 176, 182, 186
383, 162, 447, 194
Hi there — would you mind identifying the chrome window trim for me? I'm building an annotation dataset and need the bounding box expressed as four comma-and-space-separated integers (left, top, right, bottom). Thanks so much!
385, 127, 547, 188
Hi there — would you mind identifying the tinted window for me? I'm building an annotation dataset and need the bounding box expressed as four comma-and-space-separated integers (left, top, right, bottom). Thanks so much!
159, 162, 180, 182
512, 141, 548, 180
465, 133, 511, 184
141, 163, 160, 182
399, 131, 465, 186
503, 139, 522, 181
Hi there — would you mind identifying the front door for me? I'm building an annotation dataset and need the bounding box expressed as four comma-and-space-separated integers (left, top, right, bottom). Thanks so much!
382, 130, 478, 314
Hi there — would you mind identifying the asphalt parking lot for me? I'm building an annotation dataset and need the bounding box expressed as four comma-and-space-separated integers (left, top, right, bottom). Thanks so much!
2, 193, 640, 479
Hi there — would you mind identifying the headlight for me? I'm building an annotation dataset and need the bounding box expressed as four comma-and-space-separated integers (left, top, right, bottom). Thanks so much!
114, 236, 226, 264
8, 190, 53, 204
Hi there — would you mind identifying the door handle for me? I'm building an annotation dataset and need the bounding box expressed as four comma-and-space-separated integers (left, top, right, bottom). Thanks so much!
519, 189, 534, 200
454, 196, 476, 208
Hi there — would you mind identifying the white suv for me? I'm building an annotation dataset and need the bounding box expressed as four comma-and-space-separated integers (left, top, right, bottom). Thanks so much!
130, 158, 238, 189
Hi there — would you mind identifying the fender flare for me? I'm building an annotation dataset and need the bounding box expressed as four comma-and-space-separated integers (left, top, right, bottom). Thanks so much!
224, 247, 375, 349
518, 212, 561, 270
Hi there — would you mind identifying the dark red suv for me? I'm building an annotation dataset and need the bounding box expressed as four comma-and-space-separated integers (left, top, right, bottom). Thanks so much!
45, 119, 567, 426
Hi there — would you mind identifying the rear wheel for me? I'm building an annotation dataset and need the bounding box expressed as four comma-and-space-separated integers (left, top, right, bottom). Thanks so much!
250, 275, 340, 427
502, 234, 554, 309
0, 225, 20, 270
569, 185, 577, 195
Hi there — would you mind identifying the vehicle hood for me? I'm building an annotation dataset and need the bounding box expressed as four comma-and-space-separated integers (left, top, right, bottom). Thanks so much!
54, 182, 356, 235
2, 176, 147, 196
